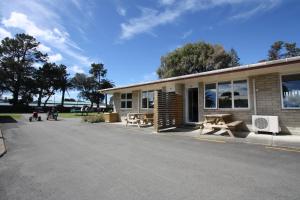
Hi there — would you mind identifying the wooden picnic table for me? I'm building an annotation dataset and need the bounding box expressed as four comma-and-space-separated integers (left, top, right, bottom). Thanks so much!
201, 114, 242, 137
125, 113, 154, 127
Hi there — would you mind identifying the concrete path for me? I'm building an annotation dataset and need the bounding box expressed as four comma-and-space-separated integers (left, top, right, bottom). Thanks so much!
0, 115, 299, 200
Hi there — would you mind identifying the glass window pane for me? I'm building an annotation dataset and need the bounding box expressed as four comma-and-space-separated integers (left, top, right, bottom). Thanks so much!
148, 91, 154, 108
127, 93, 132, 99
142, 91, 148, 108
282, 74, 300, 108
127, 101, 132, 108
121, 93, 126, 99
233, 80, 248, 108
121, 101, 126, 108
218, 81, 232, 108
205, 83, 216, 108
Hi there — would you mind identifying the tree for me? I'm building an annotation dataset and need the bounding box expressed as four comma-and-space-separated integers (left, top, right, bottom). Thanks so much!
0, 33, 47, 105
268, 41, 284, 61
71, 64, 114, 108
156, 41, 239, 79
284, 42, 300, 58
267, 41, 300, 61
228, 48, 240, 67
89, 63, 107, 84
71, 73, 96, 107
56, 64, 72, 107
89, 63, 113, 108
100, 79, 114, 107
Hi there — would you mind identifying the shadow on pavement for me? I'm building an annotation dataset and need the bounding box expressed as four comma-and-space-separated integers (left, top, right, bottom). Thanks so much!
0, 116, 18, 123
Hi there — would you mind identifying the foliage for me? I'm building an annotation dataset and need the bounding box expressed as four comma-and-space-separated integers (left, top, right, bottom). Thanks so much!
81, 114, 105, 123
71, 63, 114, 107
0, 33, 47, 105
156, 41, 240, 78
268, 41, 300, 61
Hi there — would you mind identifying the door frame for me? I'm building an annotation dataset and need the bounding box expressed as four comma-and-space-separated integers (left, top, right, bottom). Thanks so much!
185, 83, 199, 124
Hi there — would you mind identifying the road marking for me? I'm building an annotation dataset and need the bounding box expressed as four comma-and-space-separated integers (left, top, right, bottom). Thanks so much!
265, 146, 300, 153
196, 138, 226, 143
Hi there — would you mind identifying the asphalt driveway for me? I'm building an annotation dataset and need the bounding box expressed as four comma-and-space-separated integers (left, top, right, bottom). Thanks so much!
0, 114, 299, 200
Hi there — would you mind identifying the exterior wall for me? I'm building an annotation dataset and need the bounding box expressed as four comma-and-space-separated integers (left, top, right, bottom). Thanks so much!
255, 73, 300, 135
199, 77, 255, 131
113, 90, 154, 121
198, 73, 300, 135
113, 90, 140, 121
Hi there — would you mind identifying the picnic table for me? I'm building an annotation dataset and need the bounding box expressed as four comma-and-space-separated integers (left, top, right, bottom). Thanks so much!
201, 114, 242, 137
125, 113, 154, 127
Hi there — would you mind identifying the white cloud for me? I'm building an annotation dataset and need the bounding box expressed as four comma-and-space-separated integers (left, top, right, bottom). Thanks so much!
48, 53, 63, 63
181, 29, 193, 39
2, 11, 92, 66
0, 27, 12, 40
159, 0, 176, 6
117, 6, 127, 16
70, 65, 85, 74
38, 44, 52, 53
120, 0, 281, 40
230, 0, 281, 20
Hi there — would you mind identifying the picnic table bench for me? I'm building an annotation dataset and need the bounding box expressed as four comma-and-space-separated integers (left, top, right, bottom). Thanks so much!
200, 114, 243, 137
125, 113, 154, 127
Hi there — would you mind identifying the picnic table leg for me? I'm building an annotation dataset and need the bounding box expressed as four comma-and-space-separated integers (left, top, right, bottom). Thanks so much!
227, 128, 234, 137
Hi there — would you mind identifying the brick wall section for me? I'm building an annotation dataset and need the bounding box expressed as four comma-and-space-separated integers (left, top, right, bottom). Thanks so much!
255, 73, 300, 134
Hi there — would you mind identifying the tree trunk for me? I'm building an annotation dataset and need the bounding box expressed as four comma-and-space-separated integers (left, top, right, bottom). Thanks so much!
61, 88, 65, 107
12, 89, 19, 106
105, 94, 108, 108
44, 91, 54, 107
37, 91, 42, 107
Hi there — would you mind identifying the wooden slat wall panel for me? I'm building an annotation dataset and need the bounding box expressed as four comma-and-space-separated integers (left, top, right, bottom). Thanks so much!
154, 90, 184, 132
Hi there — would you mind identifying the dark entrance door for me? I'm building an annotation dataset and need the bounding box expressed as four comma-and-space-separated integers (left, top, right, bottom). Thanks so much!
188, 88, 199, 122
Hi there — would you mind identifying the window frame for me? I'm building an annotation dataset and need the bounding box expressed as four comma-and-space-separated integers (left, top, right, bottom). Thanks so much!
204, 79, 250, 110
280, 73, 300, 110
120, 93, 132, 109
141, 90, 154, 109
204, 82, 218, 109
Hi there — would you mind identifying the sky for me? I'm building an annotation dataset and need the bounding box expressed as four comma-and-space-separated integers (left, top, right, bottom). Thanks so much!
0, 0, 299, 100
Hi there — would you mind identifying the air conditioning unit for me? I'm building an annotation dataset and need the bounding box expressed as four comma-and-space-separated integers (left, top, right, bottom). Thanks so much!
252, 115, 280, 133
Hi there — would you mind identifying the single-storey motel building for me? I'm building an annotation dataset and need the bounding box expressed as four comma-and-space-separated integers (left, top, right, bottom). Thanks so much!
101, 57, 300, 135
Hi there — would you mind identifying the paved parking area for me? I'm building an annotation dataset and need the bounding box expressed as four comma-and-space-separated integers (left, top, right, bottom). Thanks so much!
0, 114, 299, 200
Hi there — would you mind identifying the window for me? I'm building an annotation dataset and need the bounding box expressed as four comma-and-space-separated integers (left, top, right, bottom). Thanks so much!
205, 83, 217, 108
282, 74, 300, 108
233, 80, 249, 108
218, 81, 232, 108
121, 93, 132, 109
142, 91, 154, 109
205, 79, 249, 109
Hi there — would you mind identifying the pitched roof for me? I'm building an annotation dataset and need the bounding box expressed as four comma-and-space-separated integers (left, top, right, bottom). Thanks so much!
100, 56, 300, 93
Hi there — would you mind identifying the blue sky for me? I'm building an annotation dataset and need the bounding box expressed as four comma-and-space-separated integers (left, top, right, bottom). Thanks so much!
0, 0, 299, 99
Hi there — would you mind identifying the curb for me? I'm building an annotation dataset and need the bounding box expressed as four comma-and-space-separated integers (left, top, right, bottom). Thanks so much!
196, 134, 300, 151
0, 129, 7, 157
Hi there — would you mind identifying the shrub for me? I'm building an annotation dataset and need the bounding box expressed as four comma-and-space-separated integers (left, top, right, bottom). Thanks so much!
81, 114, 105, 123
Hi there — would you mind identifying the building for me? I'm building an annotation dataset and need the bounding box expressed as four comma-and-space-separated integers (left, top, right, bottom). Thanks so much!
101, 56, 300, 135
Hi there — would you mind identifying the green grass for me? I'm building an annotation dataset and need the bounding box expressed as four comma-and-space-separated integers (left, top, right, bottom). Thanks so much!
59, 112, 99, 118
0, 113, 22, 121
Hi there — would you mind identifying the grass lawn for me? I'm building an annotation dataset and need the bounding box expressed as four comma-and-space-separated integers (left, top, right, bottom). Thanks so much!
59, 112, 100, 118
